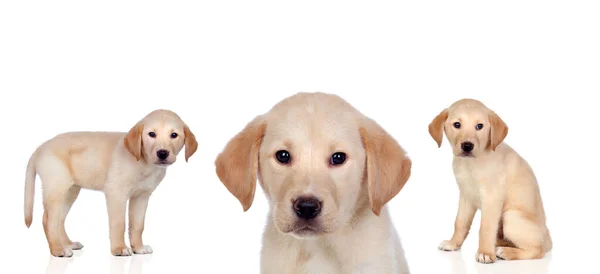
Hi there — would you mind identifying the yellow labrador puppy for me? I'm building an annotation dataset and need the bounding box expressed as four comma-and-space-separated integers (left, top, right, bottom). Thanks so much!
215, 92, 412, 274
428, 99, 552, 263
24, 109, 198, 257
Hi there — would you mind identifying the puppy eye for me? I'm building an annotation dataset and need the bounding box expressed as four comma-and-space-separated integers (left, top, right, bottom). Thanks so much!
275, 150, 291, 164
453, 122, 461, 129
171, 133, 178, 138
148, 132, 156, 138
330, 152, 347, 165
476, 123, 484, 130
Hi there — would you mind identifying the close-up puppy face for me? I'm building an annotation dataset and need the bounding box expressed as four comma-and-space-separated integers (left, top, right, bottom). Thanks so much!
428, 99, 508, 157
216, 92, 412, 239
257, 104, 367, 238
124, 109, 198, 166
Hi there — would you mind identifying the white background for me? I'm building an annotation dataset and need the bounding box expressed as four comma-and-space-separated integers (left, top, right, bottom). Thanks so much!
1, 1, 599, 274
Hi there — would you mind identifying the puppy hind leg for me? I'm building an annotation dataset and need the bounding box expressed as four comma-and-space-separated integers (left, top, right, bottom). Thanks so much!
495, 210, 546, 260
39, 159, 78, 257
43, 187, 74, 257
495, 238, 515, 248
60, 186, 83, 250
495, 218, 515, 248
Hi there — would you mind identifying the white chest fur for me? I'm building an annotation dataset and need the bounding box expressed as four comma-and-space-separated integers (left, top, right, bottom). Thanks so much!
452, 155, 507, 209
131, 167, 166, 194
453, 158, 485, 208
104, 160, 167, 197
300, 242, 339, 274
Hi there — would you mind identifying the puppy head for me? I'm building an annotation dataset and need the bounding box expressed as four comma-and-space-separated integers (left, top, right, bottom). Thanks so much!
428, 98, 508, 157
124, 109, 198, 167
215, 92, 411, 239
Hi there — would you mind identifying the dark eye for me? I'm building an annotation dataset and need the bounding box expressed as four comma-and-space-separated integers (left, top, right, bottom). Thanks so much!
148, 132, 156, 138
275, 150, 291, 164
171, 132, 178, 138
476, 123, 484, 130
453, 122, 461, 129
330, 152, 347, 165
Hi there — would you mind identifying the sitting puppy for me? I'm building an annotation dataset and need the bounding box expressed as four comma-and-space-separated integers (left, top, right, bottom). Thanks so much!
24, 109, 198, 257
215, 92, 412, 274
428, 98, 552, 263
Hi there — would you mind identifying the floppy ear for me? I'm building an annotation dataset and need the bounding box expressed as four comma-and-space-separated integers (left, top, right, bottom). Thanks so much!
488, 111, 508, 151
124, 123, 144, 161
360, 118, 412, 216
183, 125, 198, 162
215, 116, 266, 212
428, 108, 449, 148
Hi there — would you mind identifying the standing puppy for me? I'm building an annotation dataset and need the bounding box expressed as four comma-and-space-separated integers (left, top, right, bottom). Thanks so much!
215, 92, 412, 274
429, 99, 552, 263
24, 109, 198, 257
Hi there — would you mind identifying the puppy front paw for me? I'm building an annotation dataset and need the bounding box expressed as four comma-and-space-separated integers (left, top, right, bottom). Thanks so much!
70, 241, 84, 250
475, 250, 496, 264
51, 247, 74, 258
111, 246, 133, 256
438, 240, 461, 251
133, 245, 153, 255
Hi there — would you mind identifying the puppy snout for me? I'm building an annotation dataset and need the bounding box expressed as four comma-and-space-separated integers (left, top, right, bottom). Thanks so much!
461, 142, 474, 152
156, 149, 170, 160
293, 196, 322, 220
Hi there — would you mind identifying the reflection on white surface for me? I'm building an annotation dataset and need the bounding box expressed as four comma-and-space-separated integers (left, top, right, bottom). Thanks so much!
129, 254, 153, 274
110, 254, 153, 274
439, 249, 552, 274
44, 251, 153, 274
444, 250, 468, 274
45, 256, 74, 274
45, 250, 82, 274
109, 255, 129, 274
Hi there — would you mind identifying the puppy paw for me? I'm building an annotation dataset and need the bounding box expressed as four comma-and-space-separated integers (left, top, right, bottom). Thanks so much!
438, 240, 461, 251
476, 250, 496, 264
70, 241, 84, 250
133, 245, 153, 255
496, 246, 523, 260
111, 246, 133, 256
51, 247, 74, 258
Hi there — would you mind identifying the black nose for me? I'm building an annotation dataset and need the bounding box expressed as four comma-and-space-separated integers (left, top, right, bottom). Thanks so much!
293, 196, 322, 220
156, 150, 169, 160
461, 142, 474, 152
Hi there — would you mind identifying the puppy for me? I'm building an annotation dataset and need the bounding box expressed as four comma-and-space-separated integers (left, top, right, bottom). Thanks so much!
428, 99, 552, 263
24, 109, 198, 257
215, 92, 412, 274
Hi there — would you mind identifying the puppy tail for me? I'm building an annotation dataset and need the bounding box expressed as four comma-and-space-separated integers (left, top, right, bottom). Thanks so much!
24, 150, 38, 228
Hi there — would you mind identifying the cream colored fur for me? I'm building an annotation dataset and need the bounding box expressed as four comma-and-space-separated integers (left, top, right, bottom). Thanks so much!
429, 98, 552, 264
215, 92, 412, 274
24, 109, 198, 257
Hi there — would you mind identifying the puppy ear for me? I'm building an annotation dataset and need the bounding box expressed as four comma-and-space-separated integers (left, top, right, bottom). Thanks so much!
428, 108, 449, 148
183, 125, 198, 162
360, 118, 412, 216
488, 111, 508, 151
215, 116, 266, 212
124, 123, 144, 161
